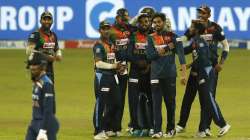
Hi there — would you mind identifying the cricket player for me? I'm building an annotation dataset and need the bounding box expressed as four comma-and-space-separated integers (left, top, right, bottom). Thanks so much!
181, 22, 231, 137
26, 11, 62, 114
108, 8, 135, 135
127, 13, 153, 137
127, 7, 155, 134
146, 13, 187, 138
176, 5, 230, 137
25, 52, 59, 140
92, 21, 124, 140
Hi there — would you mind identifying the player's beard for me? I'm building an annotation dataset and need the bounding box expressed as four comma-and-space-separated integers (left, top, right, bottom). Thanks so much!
30, 72, 40, 82
138, 25, 149, 33
41, 24, 52, 32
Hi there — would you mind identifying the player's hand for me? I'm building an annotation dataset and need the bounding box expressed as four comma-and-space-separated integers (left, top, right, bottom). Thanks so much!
168, 42, 175, 49
116, 62, 127, 74
156, 47, 166, 56
116, 62, 122, 70
141, 64, 150, 74
214, 64, 223, 72
136, 60, 147, 69
180, 76, 187, 85
36, 129, 48, 140
46, 55, 56, 62
180, 64, 187, 85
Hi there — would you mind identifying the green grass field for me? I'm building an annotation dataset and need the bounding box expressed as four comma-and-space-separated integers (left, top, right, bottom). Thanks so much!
0, 49, 250, 140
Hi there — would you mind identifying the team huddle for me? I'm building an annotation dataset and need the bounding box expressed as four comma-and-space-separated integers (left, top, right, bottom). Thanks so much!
23, 4, 231, 140
93, 5, 230, 140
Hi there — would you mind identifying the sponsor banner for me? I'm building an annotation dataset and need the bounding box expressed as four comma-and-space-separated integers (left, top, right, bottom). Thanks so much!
0, 41, 64, 49
0, 41, 26, 49
85, 0, 250, 40
64, 40, 250, 50
65, 40, 96, 48
0, 0, 249, 40
0, 0, 84, 40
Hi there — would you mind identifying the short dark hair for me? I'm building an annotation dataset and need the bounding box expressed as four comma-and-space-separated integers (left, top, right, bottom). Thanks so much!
152, 12, 166, 22
197, 4, 211, 14
138, 13, 149, 23
140, 7, 155, 18
99, 20, 111, 29
116, 8, 129, 17
40, 11, 53, 20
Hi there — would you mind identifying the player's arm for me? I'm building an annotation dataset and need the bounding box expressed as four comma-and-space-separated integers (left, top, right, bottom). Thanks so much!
216, 26, 229, 65
54, 33, 62, 61
219, 39, 229, 65
45, 33, 62, 62
183, 39, 195, 55
130, 15, 139, 26
174, 35, 187, 85
180, 20, 197, 44
126, 34, 136, 62
145, 36, 160, 60
26, 32, 39, 55
214, 26, 229, 72
94, 44, 119, 69
95, 59, 119, 69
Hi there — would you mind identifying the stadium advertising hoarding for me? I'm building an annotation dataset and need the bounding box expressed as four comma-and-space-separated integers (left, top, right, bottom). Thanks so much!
0, 0, 84, 40
0, 0, 249, 40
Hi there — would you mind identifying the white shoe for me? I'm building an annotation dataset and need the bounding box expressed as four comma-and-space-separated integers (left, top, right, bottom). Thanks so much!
176, 125, 185, 133
218, 124, 231, 137
116, 131, 122, 137
195, 131, 206, 138
94, 132, 109, 140
205, 128, 212, 136
105, 131, 116, 137
126, 127, 133, 133
163, 129, 176, 138
151, 132, 163, 139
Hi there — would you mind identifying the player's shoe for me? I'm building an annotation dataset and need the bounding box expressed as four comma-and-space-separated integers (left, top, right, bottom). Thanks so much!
176, 125, 185, 133
116, 131, 122, 137
151, 132, 163, 139
139, 129, 149, 137
195, 131, 207, 138
126, 127, 133, 133
205, 128, 212, 136
94, 131, 109, 140
149, 129, 154, 136
163, 129, 176, 138
105, 131, 116, 137
131, 129, 141, 136
218, 124, 231, 137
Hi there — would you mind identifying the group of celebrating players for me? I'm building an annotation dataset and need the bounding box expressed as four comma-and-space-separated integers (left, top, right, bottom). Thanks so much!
23, 4, 231, 140
93, 4, 231, 140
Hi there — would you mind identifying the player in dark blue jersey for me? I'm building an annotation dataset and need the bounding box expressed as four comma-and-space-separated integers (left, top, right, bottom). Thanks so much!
126, 13, 153, 137
146, 13, 187, 138
92, 21, 124, 140
180, 22, 231, 137
108, 8, 137, 136
176, 5, 230, 137
25, 52, 59, 140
